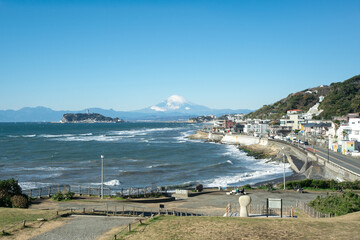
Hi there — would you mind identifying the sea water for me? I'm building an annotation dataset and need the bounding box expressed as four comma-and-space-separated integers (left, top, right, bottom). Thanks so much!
0, 122, 292, 190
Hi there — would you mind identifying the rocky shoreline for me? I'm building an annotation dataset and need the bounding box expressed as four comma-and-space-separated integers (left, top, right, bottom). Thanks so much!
187, 131, 309, 186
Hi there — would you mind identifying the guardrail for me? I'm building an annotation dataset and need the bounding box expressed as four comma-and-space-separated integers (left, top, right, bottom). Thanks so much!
23, 184, 168, 199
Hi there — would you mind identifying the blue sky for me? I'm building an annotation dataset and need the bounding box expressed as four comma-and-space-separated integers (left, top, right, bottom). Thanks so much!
1, 0, 359, 111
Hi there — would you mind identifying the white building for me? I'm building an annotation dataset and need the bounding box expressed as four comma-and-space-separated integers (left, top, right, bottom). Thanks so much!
280, 109, 306, 131
344, 118, 360, 142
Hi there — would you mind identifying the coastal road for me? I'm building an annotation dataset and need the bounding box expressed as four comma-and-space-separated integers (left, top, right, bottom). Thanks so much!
309, 145, 360, 176
30, 215, 136, 240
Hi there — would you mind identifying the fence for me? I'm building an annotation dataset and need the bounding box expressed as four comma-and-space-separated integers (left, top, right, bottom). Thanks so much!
296, 200, 331, 218
60, 203, 206, 218
225, 203, 294, 217
23, 184, 167, 199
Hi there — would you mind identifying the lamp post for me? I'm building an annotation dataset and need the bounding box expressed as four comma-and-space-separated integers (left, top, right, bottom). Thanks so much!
283, 153, 286, 190
327, 135, 330, 162
282, 147, 286, 190
101, 155, 104, 199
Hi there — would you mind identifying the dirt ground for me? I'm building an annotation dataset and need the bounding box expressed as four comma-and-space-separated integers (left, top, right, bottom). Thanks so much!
28, 189, 328, 216
121, 212, 360, 240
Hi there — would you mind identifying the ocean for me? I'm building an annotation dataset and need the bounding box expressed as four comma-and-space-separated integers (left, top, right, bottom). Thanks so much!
0, 122, 292, 190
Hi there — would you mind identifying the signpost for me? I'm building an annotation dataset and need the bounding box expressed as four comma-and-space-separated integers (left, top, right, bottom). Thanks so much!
267, 198, 283, 218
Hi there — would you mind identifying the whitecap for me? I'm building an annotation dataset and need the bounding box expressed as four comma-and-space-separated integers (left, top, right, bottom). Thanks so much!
22, 134, 36, 138
19, 182, 52, 190
92, 179, 121, 186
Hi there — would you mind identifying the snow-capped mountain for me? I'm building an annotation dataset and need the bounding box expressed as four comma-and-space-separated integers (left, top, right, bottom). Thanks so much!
146, 95, 210, 113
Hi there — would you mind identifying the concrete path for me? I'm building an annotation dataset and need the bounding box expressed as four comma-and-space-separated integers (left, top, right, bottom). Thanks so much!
30, 215, 136, 240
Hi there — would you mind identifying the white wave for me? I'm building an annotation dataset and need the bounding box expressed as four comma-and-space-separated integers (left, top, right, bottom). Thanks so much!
203, 164, 292, 187
104, 179, 120, 186
79, 133, 93, 136
22, 134, 36, 138
40, 134, 74, 138
19, 182, 52, 190
22, 166, 67, 171
226, 160, 233, 165
146, 165, 153, 168
54, 135, 121, 142
110, 127, 186, 137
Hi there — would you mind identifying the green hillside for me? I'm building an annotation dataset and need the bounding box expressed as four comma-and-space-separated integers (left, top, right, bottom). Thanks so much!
246, 74, 360, 120
319, 75, 360, 119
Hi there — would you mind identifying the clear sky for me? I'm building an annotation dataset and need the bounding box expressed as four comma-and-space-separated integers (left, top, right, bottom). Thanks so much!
1, 0, 359, 111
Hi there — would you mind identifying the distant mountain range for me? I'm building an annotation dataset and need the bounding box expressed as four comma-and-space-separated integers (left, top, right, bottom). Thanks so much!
0, 95, 252, 122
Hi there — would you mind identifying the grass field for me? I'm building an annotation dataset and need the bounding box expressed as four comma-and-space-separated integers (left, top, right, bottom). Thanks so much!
117, 212, 360, 240
0, 207, 59, 237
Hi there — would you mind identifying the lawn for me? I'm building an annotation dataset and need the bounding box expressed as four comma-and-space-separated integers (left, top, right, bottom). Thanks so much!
0, 207, 58, 235
116, 212, 360, 240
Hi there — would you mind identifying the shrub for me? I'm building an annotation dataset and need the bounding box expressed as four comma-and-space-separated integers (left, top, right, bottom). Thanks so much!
64, 191, 75, 200
11, 195, 28, 208
266, 183, 273, 191
309, 191, 360, 216
0, 178, 25, 208
0, 178, 22, 196
52, 192, 64, 201
52, 191, 75, 201
0, 189, 12, 207
243, 184, 252, 190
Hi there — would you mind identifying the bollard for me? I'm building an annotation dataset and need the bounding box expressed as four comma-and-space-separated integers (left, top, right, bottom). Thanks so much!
83, 208, 85, 214
56, 211, 58, 216
114, 206, 117, 216
79, 185, 81, 196
48, 187, 51, 197
23, 220, 26, 227
142, 208, 145, 217
128, 224, 131, 232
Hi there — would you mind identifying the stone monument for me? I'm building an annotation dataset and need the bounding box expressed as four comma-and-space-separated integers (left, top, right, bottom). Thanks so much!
239, 195, 251, 217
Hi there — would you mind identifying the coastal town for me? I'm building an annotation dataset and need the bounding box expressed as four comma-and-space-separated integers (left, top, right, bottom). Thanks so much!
1, 0, 360, 239
190, 107, 360, 158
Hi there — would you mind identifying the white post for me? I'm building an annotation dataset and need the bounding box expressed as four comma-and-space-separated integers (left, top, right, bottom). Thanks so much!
101, 155, 104, 199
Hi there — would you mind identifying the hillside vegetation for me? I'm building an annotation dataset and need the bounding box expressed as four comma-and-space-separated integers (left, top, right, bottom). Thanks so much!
319, 75, 360, 119
247, 74, 360, 120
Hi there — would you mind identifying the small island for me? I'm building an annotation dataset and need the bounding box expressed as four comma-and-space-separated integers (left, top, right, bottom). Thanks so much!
60, 113, 124, 123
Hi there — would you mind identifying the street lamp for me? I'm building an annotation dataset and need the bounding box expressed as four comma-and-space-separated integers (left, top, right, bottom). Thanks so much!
282, 147, 286, 190
101, 155, 104, 199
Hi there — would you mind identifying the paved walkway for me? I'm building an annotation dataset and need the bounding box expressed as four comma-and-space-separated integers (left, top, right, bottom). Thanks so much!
30, 215, 136, 240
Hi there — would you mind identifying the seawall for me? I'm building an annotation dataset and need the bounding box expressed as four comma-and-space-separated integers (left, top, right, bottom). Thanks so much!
189, 132, 360, 182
